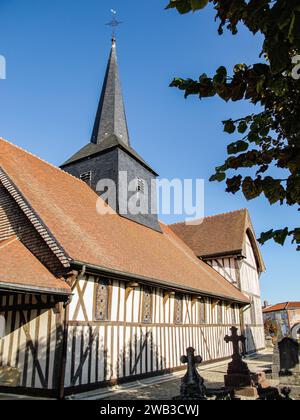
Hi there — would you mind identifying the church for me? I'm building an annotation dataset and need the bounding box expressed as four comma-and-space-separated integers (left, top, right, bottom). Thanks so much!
0, 37, 265, 398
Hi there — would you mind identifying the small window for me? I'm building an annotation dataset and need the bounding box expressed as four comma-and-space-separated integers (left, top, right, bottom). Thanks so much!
174, 294, 183, 324
0, 314, 5, 339
199, 299, 206, 324
142, 287, 152, 323
80, 171, 92, 186
137, 178, 145, 194
95, 280, 109, 321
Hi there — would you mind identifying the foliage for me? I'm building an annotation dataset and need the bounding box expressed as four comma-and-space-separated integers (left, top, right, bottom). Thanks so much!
264, 318, 278, 338
166, 0, 300, 250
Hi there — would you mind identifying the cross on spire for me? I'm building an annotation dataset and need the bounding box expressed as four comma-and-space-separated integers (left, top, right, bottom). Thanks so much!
106, 9, 123, 40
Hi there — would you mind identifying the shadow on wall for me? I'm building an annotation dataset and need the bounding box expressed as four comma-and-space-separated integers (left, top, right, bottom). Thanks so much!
1, 316, 248, 394
0, 311, 62, 391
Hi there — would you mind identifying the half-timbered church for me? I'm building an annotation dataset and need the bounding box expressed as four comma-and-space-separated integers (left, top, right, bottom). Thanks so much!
0, 37, 265, 398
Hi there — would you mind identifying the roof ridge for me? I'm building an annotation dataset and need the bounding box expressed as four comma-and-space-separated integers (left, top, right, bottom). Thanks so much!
170, 208, 248, 227
0, 137, 91, 188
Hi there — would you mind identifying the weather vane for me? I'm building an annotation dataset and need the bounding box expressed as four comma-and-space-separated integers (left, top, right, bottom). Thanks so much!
106, 9, 123, 39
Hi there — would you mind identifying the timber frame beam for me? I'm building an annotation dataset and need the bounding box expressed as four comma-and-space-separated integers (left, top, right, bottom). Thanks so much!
125, 282, 139, 302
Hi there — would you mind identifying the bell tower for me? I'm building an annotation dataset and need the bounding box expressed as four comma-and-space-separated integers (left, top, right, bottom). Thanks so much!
61, 37, 161, 232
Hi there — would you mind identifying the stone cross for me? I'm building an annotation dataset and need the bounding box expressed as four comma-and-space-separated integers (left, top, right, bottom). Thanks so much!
224, 327, 251, 388
181, 347, 203, 375
174, 347, 207, 400
225, 327, 246, 359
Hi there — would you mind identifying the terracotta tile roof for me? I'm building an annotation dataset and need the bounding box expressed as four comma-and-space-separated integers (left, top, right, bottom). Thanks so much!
0, 138, 249, 303
0, 237, 71, 295
263, 302, 300, 313
170, 210, 265, 271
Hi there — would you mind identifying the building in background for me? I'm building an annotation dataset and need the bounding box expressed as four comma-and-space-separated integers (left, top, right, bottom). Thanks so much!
263, 302, 300, 338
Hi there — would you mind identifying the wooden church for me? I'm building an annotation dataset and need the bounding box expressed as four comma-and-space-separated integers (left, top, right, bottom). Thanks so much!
0, 38, 265, 398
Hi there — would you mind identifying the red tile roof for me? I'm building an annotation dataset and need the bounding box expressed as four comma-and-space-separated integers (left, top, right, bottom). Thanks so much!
170, 210, 265, 271
0, 237, 71, 295
0, 138, 249, 303
263, 302, 300, 313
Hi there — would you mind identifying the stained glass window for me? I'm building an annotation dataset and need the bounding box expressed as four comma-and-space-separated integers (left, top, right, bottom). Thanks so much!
95, 280, 109, 321
231, 304, 237, 324
174, 294, 183, 324
199, 299, 206, 324
217, 302, 223, 324
142, 287, 152, 323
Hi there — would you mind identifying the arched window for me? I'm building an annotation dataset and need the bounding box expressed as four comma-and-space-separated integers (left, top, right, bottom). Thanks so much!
95, 280, 109, 321
0, 314, 5, 339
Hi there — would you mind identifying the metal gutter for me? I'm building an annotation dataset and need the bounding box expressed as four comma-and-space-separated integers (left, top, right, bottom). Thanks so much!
0, 282, 71, 297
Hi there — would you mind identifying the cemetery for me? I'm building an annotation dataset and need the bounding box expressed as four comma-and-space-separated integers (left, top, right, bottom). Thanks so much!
92, 329, 300, 401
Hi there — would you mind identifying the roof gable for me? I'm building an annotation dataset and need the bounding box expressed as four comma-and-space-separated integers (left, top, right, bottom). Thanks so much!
170, 210, 265, 272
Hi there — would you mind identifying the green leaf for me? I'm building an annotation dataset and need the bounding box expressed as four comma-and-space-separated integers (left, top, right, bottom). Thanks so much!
165, 0, 192, 14
242, 177, 263, 201
262, 177, 286, 205
213, 66, 227, 84
227, 140, 249, 155
190, 0, 209, 11
210, 172, 226, 182
273, 228, 290, 246
238, 121, 248, 134
226, 175, 242, 194
259, 230, 275, 246
223, 120, 236, 134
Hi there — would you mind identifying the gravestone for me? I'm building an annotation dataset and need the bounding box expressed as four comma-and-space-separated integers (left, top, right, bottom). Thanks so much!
275, 337, 300, 386
174, 347, 207, 400
0, 366, 21, 387
224, 327, 252, 388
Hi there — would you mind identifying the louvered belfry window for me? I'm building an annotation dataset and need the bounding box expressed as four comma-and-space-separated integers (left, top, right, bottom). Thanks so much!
174, 294, 183, 324
137, 178, 145, 194
95, 280, 109, 321
142, 287, 152, 323
80, 171, 92, 186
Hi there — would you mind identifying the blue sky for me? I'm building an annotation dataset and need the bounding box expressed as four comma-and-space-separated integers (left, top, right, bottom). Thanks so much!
0, 0, 298, 303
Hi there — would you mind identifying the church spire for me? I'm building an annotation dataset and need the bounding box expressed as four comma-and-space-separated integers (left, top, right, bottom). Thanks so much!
91, 38, 130, 146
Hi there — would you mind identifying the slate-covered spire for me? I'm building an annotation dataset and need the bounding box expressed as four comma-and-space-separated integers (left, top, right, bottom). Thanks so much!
91, 37, 130, 146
